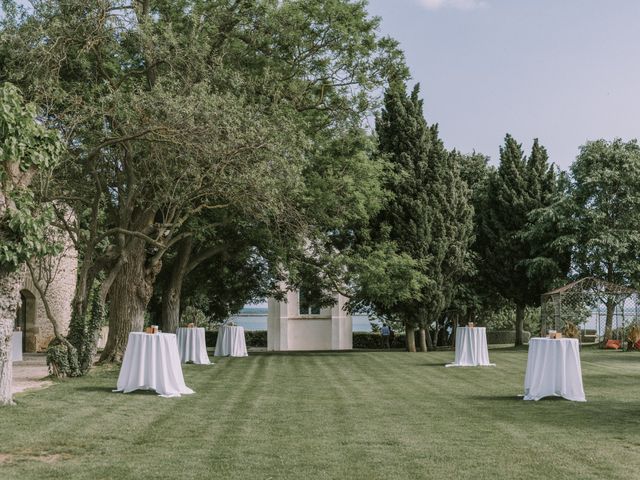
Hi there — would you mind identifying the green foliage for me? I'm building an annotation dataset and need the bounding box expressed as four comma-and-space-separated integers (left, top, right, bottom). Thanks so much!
65, 281, 105, 375
483, 305, 541, 333
450, 152, 499, 316
1, 0, 407, 336
564, 139, 640, 284
362, 81, 473, 328
479, 135, 567, 308
46, 339, 80, 378
0, 82, 63, 271
180, 306, 209, 328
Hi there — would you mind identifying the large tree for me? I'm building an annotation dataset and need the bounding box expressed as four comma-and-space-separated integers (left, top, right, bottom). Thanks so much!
366, 82, 473, 352
479, 135, 566, 345
449, 152, 498, 324
1, 0, 405, 361
557, 139, 640, 340
0, 83, 63, 405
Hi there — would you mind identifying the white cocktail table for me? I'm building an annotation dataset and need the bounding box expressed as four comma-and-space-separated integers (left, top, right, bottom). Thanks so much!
114, 332, 194, 398
176, 327, 211, 364
12, 331, 22, 362
446, 327, 494, 367
524, 338, 586, 401
214, 325, 248, 357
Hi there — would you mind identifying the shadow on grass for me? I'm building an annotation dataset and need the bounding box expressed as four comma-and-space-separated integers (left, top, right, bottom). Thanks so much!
466, 394, 525, 402
249, 351, 363, 357
75, 386, 158, 396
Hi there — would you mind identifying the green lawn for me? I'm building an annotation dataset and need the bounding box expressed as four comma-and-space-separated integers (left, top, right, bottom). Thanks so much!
2, 348, 640, 479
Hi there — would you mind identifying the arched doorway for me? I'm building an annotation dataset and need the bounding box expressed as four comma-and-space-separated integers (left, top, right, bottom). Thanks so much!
19, 289, 37, 352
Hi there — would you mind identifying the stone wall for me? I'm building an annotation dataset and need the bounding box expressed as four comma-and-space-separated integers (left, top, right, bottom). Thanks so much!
19, 228, 77, 352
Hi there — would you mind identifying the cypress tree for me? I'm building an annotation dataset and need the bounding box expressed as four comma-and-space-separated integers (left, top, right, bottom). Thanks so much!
373, 82, 473, 351
480, 135, 565, 345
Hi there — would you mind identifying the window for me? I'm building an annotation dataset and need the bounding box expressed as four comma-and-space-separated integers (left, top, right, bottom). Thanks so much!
299, 288, 321, 315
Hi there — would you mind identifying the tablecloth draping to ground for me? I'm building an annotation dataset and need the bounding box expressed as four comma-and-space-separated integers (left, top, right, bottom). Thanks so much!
524, 337, 586, 401
114, 332, 194, 398
214, 325, 248, 357
446, 327, 494, 367
176, 327, 211, 364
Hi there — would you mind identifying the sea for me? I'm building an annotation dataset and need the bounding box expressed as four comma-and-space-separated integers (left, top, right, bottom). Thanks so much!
229, 308, 375, 332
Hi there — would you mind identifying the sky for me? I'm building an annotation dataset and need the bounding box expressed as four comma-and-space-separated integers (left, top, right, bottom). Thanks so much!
366, 0, 640, 170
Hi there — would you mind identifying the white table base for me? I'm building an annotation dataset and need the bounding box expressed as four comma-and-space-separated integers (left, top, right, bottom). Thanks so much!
446, 327, 494, 367
115, 332, 194, 398
214, 326, 248, 357
12, 331, 23, 362
524, 338, 586, 402
176, 327, 211, 364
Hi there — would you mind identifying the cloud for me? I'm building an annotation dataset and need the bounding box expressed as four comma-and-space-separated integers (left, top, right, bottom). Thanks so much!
417, 0, 488, 11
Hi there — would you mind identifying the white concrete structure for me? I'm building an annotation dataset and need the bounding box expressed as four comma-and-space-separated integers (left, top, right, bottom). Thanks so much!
267, 291, 352, 351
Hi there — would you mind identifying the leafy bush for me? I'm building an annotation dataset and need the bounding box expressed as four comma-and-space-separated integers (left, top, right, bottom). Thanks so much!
181, 306, 209, 328
46, 340, 80, 378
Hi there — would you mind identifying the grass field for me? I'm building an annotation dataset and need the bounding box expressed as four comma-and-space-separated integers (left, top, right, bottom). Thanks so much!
1, 347, 640, 479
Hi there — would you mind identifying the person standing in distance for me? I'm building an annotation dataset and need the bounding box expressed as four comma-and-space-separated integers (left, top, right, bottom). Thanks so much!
381, 324, 391, 349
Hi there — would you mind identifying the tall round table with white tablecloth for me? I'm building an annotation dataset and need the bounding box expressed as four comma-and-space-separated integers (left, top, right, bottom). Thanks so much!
114, 332, 194, 398
214, 325, 248, 357
176, 327, 211, 364
445, 327, 494, 367
12, 331, 23, 362
524, 337, 586, 401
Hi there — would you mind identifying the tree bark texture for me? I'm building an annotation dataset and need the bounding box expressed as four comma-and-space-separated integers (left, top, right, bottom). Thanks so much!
451, 314, 458, 349
0, 270, 22, 405
100, 238, 160, 362
429, 324, 437, 350
405, 324, 416, 352
515, 304, 525, 347
161, 237, 193, 333
418, 328, 428, 352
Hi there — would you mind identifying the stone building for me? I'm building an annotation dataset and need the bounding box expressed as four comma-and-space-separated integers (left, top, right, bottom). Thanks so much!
267, 289, 352, 351
14, 237, 77, 353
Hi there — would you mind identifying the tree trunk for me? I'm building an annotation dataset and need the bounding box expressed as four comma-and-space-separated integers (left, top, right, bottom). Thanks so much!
430, 323, 438, 349
603, 297, 615, 345
515, 303, 525, 347
0, 270, 22, 406
161, 237, 193, 333
405, 323, 416, 352
418, 328, 428, 352
100, 239, 159, 363
451, 314, 458, 349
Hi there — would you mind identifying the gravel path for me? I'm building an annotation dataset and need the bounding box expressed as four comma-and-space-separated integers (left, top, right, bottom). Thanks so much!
12, 354, 52, 394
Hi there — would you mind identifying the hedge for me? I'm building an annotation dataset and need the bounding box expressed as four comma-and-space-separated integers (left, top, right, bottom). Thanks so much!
352, 332, 406, 349
205, 330, 267, 348
485, 330, 531, 345
203, 329, 529, 349
205, 330, 406, 349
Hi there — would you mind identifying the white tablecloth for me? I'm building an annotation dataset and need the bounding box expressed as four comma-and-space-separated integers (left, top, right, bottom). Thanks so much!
446, 327, 494, 367
12, 331, 22, 362
524, 338, 586, 402
176, 327, 211, 364
214, 326, 248, 357
115, 332, 194, 398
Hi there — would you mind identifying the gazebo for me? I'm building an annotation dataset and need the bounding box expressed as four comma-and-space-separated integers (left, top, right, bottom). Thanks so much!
540, 277, 640, 347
